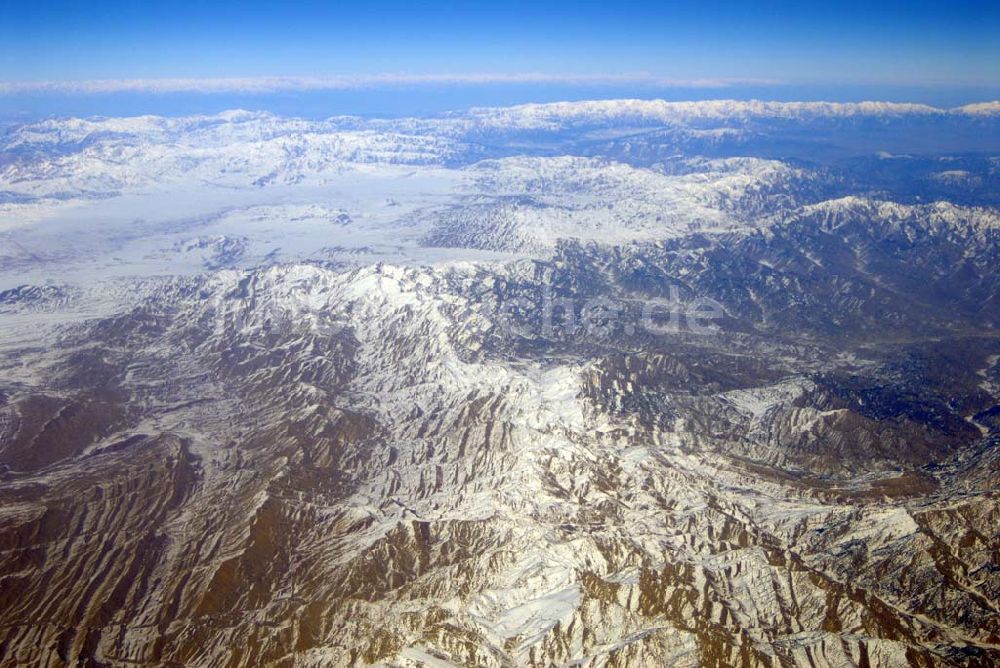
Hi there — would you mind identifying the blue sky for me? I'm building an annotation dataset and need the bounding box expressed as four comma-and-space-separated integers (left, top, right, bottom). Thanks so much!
1, 1, 998, 116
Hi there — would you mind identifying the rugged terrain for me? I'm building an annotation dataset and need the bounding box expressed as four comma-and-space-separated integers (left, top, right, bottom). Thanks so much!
0, 100, 999, 666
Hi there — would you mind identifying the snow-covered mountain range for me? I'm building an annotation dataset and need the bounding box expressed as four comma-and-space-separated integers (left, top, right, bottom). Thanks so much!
0, 100, 998, 667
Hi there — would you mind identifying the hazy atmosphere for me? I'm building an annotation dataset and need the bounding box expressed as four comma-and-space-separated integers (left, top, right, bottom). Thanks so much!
2, 0, 998, 118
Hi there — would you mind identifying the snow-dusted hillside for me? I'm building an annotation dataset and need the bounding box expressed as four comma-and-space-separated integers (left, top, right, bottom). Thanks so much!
1, 100, 999, 667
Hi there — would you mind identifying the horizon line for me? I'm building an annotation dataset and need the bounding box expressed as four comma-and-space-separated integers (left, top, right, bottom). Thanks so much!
0, 74, 788, 95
